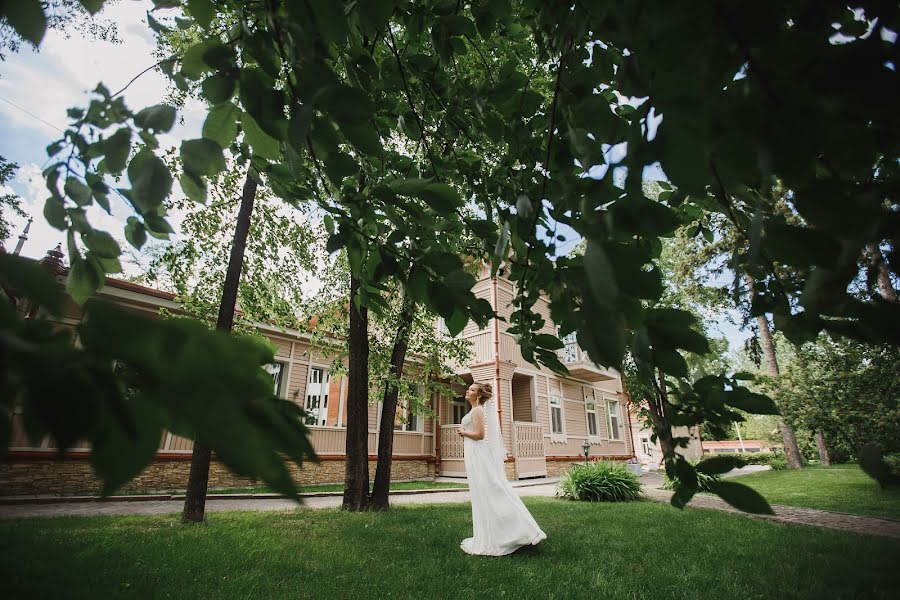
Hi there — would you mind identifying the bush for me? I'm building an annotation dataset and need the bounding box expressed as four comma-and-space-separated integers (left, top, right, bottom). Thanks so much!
705, 452, 787, 470
884, 453, 900, 477
556, 460, 642, 502
662, 469, 721, 492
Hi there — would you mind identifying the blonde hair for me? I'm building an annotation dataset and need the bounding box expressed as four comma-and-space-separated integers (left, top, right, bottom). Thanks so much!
474, 382, 493, 404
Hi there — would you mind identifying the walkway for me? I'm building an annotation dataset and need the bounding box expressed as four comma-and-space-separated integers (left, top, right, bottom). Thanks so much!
640, 472, 900, 540
2, 475, 898, 540
0, 480, 559, 520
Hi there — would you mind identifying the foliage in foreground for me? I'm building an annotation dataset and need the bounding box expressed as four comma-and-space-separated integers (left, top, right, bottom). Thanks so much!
557, 461, 642, 502
0, 1, 896, 511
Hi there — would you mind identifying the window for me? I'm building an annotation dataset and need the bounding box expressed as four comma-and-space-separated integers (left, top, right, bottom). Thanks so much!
549, 395, 564, 435
606, 398, 622, 440
437, 317, 451, 337
394, 387, 425, 432
585, 401, 599, 438
264, 363, 284, 397
641, 436, 653, 457
560, 332, 578, 364
451, 398, 467, 424
304, 366, 330, 426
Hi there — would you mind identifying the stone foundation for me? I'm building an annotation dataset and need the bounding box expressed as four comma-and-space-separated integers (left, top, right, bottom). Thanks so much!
0, 454, 435, 496
545, 457, 629, 478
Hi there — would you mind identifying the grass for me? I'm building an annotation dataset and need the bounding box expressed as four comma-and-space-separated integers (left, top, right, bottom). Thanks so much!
1, 499, 898, 599
730, 464, 900, 521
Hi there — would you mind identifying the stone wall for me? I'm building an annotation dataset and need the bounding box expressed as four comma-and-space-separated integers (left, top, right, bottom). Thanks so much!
0, 455, 435, 496
545, 458, 629, 478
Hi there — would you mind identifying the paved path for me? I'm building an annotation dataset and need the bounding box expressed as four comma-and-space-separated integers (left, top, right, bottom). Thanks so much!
639, 473, 900, 540
3, 474, 898, 541
0, 483, 559, 520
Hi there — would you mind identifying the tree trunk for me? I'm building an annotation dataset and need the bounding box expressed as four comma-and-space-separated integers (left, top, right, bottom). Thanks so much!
814, 431, 832, 466
369, 286, 417, 510
182, 172, 258, 523
647, 369, 676, 459
866, 243, 898, 302
754, 310, 804, 470
343, 275, 371, 511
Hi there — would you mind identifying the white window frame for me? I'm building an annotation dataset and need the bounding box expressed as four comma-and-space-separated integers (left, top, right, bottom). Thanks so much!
606, 397, 623, 441
395, 386, 425, 432
264, 362, 286, 398
585, 399, 601, 443
304, 365, 330, 427
451, 398, 467, 425
548, 394, 566, 443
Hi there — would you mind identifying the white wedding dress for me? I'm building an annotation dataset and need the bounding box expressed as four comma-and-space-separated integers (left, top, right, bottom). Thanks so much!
460, 400, 547, 556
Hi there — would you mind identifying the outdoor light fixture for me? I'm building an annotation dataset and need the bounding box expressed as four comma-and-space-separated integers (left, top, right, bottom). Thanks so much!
582, 440, 590, 466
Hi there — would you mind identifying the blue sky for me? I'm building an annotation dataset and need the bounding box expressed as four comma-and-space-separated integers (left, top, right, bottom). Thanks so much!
0, 1, 750, 356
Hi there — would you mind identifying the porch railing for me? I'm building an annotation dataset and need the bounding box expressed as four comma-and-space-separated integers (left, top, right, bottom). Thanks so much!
513, 422, 544, 458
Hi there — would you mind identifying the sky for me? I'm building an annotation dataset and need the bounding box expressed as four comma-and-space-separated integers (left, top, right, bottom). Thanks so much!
0, 1, 751, 355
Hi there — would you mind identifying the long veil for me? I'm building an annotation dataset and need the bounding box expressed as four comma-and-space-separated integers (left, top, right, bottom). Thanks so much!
483, 398, 508, 472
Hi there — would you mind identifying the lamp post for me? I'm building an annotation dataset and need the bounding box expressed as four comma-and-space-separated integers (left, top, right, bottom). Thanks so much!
582, 440, 590, 466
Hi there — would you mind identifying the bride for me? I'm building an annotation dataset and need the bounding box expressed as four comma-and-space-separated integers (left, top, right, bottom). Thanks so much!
457, 381, 547, 556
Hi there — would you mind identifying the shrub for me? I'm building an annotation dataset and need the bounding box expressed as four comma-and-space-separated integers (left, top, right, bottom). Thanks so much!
884, 453, 900, 476
704, 452, 787, 470
556, 460, 642, 502
662, 469, 721, 492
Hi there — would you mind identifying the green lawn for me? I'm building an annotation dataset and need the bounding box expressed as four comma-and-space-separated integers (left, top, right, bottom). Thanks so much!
731, 464, 900, 521
1, 499, 898, 599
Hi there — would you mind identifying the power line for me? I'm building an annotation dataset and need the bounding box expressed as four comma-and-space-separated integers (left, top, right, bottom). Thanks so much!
0, 94, 65, 134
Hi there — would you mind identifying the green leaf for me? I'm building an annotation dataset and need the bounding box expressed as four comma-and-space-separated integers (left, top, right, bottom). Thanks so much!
307, 0, 349, 43
186, 0, 215, 28
124, 217, 147, 250
84, 231, 121, 259
144, 214, 174, 238
67, 255, 103, 305
3, 0, 47, 46
765, 223, 841, 268
326, 85, 374, 125
181, 138, 226, 177
134, 104, 177, 133
102, 128, 132, 173
584, 240, 618, 309
239, 68, 288, 141
674, 456, 698, 489
340, 122, 383, 156
64, 178, 93, 206
78, 0, 105, 15
446, 308, 468, 337
534, 334, 565, 350
241, 113, 281, 160
652, 348, 688, 378
43, 197, 68, 230
201, 73, 236, 104
91, 394, 166, 496
128, 152, 173, 210
707, 480, 774, 514
696, 456, 742, 476
723, 387, 780, 415
421, 183, 464, 214
325, 152, 359, 183
203, 102, 239, 149
0, 253, 63, 314
179, 172, 207, 204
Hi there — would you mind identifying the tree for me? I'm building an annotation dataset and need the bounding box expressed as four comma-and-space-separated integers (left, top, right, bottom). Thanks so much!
2, 0, 897, 512
0, 0, 121, 60
0, 156, 26, 243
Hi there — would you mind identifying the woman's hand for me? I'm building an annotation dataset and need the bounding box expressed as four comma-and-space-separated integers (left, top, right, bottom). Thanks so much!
458, 429, 467, 438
